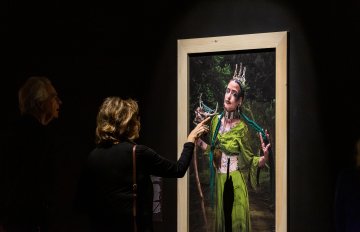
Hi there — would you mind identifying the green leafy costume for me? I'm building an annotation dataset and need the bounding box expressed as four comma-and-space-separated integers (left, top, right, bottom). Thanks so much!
206, 113, 260, 232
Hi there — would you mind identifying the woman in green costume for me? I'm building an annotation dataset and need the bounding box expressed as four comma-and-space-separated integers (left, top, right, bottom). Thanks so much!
196, 64, 271, 232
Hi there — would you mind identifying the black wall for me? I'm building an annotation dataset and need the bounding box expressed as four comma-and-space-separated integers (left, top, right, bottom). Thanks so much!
3, 0, 360, 231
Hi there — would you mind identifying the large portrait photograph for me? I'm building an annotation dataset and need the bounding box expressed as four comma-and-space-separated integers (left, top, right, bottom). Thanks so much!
177, 32, 287, 232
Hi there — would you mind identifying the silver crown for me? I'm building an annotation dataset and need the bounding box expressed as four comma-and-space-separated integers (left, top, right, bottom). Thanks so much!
233, 63, 246, 87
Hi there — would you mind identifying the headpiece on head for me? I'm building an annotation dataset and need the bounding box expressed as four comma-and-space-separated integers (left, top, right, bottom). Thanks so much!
232, 63, 246, 88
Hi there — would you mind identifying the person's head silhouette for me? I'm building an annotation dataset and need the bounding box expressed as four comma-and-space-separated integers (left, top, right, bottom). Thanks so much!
18, 76, 62, 125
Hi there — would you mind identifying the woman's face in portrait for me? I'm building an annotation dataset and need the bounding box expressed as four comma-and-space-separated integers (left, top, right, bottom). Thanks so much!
224, 80, 242, 112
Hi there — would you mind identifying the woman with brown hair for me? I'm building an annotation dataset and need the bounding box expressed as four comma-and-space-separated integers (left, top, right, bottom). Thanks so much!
76, 97, 209, 232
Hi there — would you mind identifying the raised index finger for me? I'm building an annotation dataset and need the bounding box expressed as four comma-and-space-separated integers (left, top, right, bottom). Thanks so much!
199, 116, 211, 125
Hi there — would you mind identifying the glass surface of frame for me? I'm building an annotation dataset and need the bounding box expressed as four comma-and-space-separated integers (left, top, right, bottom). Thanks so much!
177, 32, 287, 232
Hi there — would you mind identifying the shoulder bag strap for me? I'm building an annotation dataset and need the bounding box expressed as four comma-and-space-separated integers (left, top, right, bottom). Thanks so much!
132, 145, 137, 232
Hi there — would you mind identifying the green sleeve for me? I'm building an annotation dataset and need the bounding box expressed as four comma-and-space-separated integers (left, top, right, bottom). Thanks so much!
237, 123, 260, 190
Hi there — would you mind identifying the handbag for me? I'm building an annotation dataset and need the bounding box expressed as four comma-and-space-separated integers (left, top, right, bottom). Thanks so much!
132, 145, 137, 232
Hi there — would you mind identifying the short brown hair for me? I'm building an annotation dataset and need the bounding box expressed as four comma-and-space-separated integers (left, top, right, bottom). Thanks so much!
18, 76, 52, 115
95, 97, 140, 145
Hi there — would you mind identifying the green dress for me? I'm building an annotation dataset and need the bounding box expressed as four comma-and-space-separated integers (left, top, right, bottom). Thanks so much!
206, 114, 260, 232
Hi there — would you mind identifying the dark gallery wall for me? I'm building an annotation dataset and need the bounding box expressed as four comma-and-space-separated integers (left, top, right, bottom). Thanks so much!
2, 0, 360, 231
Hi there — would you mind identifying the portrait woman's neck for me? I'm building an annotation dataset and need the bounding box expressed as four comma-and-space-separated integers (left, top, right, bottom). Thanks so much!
224, 109, 240, 121
221, 109, 240, 134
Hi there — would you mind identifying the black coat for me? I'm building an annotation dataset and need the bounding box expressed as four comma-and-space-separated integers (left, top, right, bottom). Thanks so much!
0, 116, 59, 227
75, 141, 194, 232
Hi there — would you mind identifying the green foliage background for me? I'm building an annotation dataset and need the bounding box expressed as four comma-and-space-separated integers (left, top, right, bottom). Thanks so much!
189, 50, 276, 152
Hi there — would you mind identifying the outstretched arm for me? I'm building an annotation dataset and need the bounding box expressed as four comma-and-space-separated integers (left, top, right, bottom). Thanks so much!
147, 117, 210, 178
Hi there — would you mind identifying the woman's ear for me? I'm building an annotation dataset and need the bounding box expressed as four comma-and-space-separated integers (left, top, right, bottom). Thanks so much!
238, 98, 243, 107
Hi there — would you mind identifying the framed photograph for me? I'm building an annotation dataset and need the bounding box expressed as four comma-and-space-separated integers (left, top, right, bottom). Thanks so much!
177, 31, 287, 232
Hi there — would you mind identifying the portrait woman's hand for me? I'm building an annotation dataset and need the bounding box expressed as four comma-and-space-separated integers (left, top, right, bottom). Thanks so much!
258, 129, 271, 167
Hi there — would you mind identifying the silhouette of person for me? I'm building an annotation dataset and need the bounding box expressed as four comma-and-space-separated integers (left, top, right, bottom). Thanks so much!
0, 76, 62, 232
74, 97, 209, 232
334, 137, 360, 232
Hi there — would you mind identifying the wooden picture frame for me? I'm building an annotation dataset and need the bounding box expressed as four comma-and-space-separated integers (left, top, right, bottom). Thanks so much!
177, 31, 287, 232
